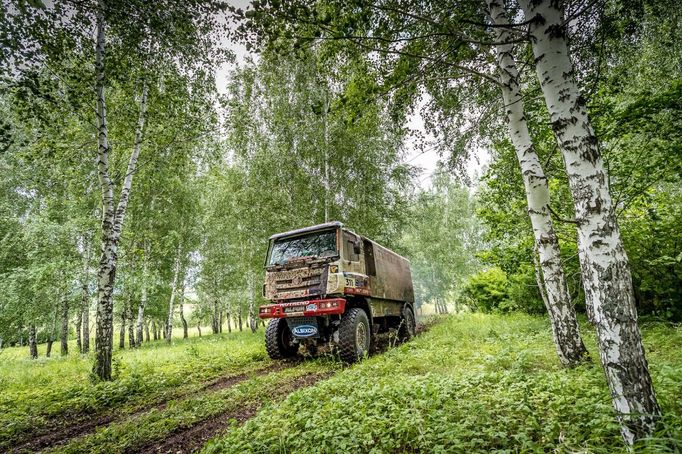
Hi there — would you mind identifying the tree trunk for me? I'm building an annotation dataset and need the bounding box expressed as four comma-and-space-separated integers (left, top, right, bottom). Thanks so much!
238, 309, 243, 332
46, 305, 58, 358
197, 323, 202, 337
119, 303, 126, 349
179, 282, 188, 339
78, 235, 91, 354
247, 272, 257, 333
166, 250, 182, 343
518, 0, 661, 442
211, 301, 219, 334
533, 245, 551, 310
135, 244, 149, 347
60, 298, 69, 356
144, 319, 150, 342
226, 311, 231, 333
82, 299, 90, 354
92, 5, 148, 380
28, 323, 38, 359
219, 310, 224, 333
128, 302, 135, 348
152, 320, 158, 341
487, 0, 588, 367
76, 306, 83, 354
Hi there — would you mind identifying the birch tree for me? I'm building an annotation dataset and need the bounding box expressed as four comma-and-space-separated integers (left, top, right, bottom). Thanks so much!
92, 7, 148, 377
485, 0, 587, 366
517, 0, 661, 442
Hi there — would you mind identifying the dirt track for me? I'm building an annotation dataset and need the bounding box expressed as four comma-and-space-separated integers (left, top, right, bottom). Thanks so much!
10, 362, 291, 453
133, 371, 333, 454
11, 322, 434, 453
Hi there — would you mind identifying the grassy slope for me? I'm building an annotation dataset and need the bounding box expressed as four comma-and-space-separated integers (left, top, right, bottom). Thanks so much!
0, 329, 269, 448
204, 314, 682, 453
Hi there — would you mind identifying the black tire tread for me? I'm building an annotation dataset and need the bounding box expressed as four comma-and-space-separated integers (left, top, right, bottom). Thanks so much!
338, 307, 370, 363
398, 304, 416, 342
265, 318, 297, 360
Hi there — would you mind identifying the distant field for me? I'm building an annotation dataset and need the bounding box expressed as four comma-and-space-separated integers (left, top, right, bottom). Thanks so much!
1, 314, 680, 453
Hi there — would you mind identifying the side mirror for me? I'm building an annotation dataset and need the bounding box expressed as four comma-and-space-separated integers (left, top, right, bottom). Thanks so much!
353, 240, 361, 255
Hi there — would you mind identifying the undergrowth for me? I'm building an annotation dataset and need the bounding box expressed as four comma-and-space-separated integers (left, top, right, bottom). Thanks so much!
204, 313, 682, 453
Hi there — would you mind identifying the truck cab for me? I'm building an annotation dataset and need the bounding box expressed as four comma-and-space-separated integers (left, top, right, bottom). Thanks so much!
259, 221, 415, 363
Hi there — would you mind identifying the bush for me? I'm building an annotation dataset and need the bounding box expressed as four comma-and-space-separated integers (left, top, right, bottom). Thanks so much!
459, 266, 545, 314
458, 267, 509, 312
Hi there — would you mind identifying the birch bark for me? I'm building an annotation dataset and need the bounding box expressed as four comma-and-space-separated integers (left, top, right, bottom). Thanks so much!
166, 250, 182, 343
487, 0, 588, 367
517, 0, 660, 442
28, 323, 38, 359
179, 281, 188, 339
60, 298, 69, 356
247, 270, 257, 333
82, 298, 90, 353
135, 242, 149, 347
93, 3, 149, 379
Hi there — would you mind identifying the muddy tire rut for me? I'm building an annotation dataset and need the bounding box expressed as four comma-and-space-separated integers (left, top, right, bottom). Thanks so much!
133, 371, 334, 454
11, 321, 435, 454
10, 362, 294, 454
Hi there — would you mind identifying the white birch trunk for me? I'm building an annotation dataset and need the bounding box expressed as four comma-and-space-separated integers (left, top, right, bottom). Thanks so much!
82, 297, 90, 354
135, 242, 149, 347
165, 249, 182, 343
518, 0, 660, 442
247, 270, 257, 333
487, 0, 588, 367
93, 4, 149, 379
179, 281, 188, 339
28, 323, 38, 359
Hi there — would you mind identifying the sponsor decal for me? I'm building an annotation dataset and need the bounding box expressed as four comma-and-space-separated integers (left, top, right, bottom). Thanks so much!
292, 325, 318, 337
329, 265, 338, 273
305, 303, 318, 311
284, 306, 305, 313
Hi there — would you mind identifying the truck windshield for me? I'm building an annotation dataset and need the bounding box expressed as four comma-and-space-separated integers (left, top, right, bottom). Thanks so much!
268, 230, 337, 265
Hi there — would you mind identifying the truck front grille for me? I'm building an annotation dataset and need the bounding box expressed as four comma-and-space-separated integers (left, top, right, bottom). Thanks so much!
266, 266, 326, 300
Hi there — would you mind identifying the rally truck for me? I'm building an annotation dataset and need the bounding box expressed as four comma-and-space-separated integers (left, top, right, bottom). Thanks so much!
259, 221, 416, 363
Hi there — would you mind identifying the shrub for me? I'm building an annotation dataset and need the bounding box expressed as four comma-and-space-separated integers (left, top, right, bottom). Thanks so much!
458, 267, 509, 312
459, 266, 545, 314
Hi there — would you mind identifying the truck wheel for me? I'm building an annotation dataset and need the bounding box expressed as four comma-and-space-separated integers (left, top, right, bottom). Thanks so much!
338, 308, 371, 363
265, 318, 298, 360
398, 305, 416, 341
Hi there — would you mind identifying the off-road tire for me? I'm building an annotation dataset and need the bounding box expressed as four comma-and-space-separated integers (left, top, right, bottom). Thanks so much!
265, 318, 298, 360
398, 304, 416, 342
338, 308, 371, 363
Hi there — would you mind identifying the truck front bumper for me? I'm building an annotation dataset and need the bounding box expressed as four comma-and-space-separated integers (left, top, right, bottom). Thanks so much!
258, 298, 346, 319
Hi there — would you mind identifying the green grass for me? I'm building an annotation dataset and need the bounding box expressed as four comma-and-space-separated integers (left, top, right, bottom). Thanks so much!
54, 361, 336, 454
203, 313, 682, 453
0, 327, 269, 449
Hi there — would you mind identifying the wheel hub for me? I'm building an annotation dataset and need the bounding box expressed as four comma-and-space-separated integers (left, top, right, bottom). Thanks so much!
356, 321, 367, 352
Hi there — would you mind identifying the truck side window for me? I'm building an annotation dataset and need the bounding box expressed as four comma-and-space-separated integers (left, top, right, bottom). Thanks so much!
363, 239, 376, 276
343, 231, 359, 262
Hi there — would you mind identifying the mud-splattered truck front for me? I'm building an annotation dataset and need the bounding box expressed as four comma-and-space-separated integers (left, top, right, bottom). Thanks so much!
259, 221, 415, 363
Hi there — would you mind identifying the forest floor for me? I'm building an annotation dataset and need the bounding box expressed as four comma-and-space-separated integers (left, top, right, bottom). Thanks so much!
1, 314, 680, 453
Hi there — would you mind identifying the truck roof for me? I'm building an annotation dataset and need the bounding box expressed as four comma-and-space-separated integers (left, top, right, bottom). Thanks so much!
269, 221, 344, 240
